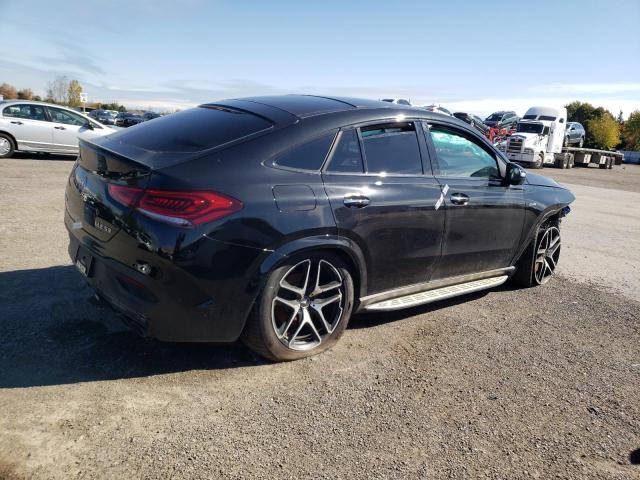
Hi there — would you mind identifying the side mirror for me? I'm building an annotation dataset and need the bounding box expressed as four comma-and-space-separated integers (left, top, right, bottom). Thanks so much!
83, 122, 94, 130
506, 163, 526, 185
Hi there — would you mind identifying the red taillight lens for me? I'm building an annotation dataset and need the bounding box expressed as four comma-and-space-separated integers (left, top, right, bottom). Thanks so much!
107, 184, 144, 207
107, 184, 242, 227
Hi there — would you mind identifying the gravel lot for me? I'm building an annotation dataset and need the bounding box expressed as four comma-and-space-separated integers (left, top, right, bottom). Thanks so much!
0, 155, 639, 479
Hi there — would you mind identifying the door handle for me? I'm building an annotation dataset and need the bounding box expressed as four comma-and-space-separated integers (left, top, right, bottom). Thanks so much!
343, 194, 370, 208
450, 193, 469, 206
10, 121, 23, 125
54, 126, 66, 130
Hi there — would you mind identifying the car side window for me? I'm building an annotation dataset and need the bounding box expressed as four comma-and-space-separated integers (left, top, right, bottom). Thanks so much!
274, 132, 336, 171
426, 124, 500, 179
3, 104, 47, 122
359, 122, 422, 175
48, 107, 86, 126
326, 129, 364, 173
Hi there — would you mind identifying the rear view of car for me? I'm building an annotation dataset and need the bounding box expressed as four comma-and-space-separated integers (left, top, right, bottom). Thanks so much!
65, 105, 274, 342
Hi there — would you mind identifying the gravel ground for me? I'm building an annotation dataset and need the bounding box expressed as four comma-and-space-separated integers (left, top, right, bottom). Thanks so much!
0, 156, 639, 479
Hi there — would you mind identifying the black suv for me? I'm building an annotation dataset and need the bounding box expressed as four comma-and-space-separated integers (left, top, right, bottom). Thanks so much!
65, 95, 574, 361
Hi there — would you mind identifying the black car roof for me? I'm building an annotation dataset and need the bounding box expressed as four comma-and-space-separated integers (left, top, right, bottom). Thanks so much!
202, 95, 407, 121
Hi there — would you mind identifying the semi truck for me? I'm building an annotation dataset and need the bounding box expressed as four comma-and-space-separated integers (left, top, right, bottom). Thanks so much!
502, 106, 622, 169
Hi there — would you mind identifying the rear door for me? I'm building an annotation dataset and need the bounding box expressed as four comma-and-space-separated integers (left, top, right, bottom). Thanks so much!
321, 121, 445, 295
423, 121, 524, 279
1, 103, 52, 151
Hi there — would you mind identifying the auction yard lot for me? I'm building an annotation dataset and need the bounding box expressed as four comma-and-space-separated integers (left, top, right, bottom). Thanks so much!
0, 156, 639, 479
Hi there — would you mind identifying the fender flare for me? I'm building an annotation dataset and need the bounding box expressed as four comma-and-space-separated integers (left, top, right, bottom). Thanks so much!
512, 204, 569, 264
258, 234, 368, 298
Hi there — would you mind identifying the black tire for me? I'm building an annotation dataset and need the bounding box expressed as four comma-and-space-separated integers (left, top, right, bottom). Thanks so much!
607, 157, 613, 169
511, 221, 561, 288
599, 161, 608, 169
0, 133, 16, 159
563, 136, 569, 147
241, 251, 354, 361
578, 137, 584, 148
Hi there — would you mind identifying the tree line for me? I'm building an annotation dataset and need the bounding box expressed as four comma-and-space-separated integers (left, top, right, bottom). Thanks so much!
565, 101, 640, 151
0, 76, 128, 112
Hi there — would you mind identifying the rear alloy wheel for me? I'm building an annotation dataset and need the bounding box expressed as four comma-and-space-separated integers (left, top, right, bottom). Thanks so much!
0, 134, 15, 158
578, 137, 584, 148
242, 253, 354, 361
512, 223, 561, 287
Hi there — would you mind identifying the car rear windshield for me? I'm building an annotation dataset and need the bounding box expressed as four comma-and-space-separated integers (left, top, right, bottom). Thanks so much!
112, 106, 273, 153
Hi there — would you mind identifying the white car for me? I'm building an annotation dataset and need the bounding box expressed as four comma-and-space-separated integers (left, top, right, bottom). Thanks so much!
421, 104, 453, 116
0, 101, 115, 158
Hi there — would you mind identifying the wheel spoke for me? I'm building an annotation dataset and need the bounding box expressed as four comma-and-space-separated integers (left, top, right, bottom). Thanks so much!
277, 304, 300, 339
546, 254, 557, 270
313, 293, 342, 308
274, 296, 299, 310
279, 260, 311, 297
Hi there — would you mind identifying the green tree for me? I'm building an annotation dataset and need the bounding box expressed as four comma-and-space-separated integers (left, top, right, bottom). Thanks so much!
32, 95, 42, 102
586, 113, 620, 150
622, 110, 640, 150
17, 88, 34, 100
67, 79, 83, 107
0, 82, 18, 99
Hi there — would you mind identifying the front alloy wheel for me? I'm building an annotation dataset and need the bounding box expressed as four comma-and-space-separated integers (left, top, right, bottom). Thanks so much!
533, 226, 561, 284
242, 253, 354, 361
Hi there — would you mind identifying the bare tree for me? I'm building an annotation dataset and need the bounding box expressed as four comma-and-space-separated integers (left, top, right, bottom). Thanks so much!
46, 76, 69, 104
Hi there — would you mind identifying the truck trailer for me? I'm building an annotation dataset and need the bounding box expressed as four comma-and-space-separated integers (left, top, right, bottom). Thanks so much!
503, 106, 622, 170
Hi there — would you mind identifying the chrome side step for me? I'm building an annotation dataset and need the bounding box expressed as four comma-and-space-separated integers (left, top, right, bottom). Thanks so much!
364, 275, 509, 311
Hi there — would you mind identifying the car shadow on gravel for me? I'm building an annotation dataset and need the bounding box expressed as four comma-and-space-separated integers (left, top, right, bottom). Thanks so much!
0, 265, 266, 389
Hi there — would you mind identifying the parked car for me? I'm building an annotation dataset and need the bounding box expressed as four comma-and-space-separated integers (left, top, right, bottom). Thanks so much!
65, 95, 574, 361
0, 100, 114, 158
115, 112, 144, 127
484, 111, 519, 129
564, 122, 585, 147
422, 104, 453, 116
380, 98, 411, 106
89, 109, 116, 125
453, 112, 490, 135
143, 111, 162, 121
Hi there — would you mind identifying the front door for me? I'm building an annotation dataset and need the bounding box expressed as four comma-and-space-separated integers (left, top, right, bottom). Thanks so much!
47, 106, 89, 153
423, 122, 525, 279
322, 122, 445, 295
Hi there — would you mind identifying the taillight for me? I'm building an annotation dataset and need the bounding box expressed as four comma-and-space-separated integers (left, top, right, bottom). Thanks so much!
107, 184, 242, 227
107, 184, 144, 207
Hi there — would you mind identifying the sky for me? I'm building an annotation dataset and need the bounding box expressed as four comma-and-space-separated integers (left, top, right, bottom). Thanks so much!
1, 0, 639, 117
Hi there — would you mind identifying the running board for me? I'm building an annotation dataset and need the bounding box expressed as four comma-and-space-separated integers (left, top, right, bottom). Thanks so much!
364, 275, 509, 311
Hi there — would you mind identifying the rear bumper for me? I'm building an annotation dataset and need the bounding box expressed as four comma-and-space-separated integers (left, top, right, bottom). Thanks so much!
65, 211, 265, 343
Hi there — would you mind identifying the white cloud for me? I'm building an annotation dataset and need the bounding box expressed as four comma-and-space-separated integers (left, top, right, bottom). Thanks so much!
530, 83, 640, 95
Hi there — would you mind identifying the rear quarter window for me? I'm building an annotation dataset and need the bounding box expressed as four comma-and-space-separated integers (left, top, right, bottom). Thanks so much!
111, 106, 273, 153
273, 132, 336, 171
